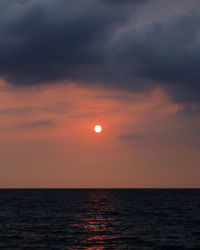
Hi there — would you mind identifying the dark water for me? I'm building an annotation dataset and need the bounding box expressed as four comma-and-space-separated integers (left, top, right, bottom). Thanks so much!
0, 189, 199, 249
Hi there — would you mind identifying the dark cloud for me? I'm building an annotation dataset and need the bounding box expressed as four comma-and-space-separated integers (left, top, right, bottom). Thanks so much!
0, 0, 138, 84
0, 0, 200, 103
115, 13, 200, 103
103, 0, 144, 4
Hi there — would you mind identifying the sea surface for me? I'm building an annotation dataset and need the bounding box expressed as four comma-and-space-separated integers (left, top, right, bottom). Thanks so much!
0, 189, 199, 249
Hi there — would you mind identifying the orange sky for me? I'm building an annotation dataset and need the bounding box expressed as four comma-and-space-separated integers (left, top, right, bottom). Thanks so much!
0, 79, 199, 188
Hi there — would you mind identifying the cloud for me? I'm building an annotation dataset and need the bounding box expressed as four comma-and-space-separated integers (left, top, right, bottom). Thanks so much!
17, 119, 53, 129
70, 112, 97, 119
176, 104, 200, 116
0, 119, 53, 133
0, 0, 200, 103
43, 102, 71, 114
0, 107, 34, 115
0, 0, 138, 83
118, 133, 141, 141
0, 102, 70, 115
94, 94, 138, 103
114, 13, 200, 103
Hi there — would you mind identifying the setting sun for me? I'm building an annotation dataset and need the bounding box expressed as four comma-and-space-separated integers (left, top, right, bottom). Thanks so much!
94, 125, 102, 133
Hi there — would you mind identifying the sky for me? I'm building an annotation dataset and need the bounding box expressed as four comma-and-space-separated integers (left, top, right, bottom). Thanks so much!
0, 0, 200, 188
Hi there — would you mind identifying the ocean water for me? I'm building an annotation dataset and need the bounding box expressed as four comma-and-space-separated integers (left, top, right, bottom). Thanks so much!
0, 189, 199, 249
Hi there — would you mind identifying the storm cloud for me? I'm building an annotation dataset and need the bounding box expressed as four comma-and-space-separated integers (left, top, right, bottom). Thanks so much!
0, 0, 200, 103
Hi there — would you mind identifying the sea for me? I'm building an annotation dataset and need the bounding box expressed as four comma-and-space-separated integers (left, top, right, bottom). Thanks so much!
0, 189, 199, 249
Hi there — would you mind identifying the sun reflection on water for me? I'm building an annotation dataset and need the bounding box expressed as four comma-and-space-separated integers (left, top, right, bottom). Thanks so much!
78, 190, 117, 248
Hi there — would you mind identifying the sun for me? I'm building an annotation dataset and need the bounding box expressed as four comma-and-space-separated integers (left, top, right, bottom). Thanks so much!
94, 125, 102, 133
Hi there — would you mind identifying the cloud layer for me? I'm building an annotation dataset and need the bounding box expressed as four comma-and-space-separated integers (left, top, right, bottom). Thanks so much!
0, 0, 200, 103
